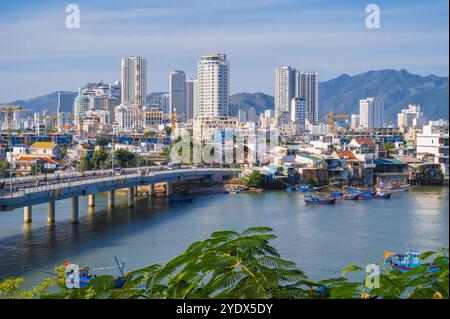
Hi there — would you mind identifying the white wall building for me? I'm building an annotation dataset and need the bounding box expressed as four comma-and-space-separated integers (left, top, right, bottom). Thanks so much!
290, 97, 307, 130
416, 121, 449, 180
274, 66, 296, 116
196, 54, 229, 118
169, 70, 187, 121
351, 114, 360, 129
359, 97, 384, 129
115, 104, 144, 132
397, 104, 425, 128
121, 56, 147, 107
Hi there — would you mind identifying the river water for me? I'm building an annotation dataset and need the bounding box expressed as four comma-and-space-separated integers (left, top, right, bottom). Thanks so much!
0, 186, 448, 287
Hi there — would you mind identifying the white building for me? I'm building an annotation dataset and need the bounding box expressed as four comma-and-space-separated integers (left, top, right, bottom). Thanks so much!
295, 71, 319, 124
169, 70, 186, 121
186, 79, 197, 120
397, 104, 425, 128
416, 121, 449, 180
158, 93, 170, 115
121, 56, 147, 107
274, 66, 296, 116
115, 104, 144, 132
290, 97, 307, 130
359, 97, 384, 129
351, 114, 360, 129
247, 107, 257, 123
196, 54, 229, 118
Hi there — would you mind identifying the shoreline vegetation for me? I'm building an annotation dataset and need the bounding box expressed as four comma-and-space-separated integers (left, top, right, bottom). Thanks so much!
0, 227, 447, 299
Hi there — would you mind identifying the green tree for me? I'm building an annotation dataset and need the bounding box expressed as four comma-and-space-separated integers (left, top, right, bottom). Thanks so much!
242, 171, 264, 188
77, 155, 92, 172
95, 137, 111, 148
0, 160, 9, 178
144, 131, 158, 138
91, 148, 109, 169
114, 149, 136, 168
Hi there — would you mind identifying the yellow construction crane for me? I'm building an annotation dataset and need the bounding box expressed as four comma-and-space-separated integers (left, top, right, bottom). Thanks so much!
324, 110, 350, 133
0, 105, 22, 148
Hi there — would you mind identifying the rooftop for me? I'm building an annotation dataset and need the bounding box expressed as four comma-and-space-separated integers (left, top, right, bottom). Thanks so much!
30, 141, 57, 149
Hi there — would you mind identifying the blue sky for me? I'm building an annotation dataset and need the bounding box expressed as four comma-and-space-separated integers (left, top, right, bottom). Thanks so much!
0, 0, 448, 101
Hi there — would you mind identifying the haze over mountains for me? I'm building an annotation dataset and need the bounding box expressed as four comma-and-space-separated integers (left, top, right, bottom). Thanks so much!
2, 69, 448, 122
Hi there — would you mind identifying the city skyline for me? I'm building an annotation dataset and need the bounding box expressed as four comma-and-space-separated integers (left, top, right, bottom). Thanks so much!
0, 0, 448, 101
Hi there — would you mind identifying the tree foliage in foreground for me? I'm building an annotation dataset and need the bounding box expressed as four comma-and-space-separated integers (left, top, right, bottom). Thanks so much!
0, 227, 448, 299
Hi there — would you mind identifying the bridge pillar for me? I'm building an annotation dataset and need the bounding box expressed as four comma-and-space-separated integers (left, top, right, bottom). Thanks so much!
165, 183, 171, 196
108, 190, 115, 208
47, 201, 55, 224
24, 206, 32, 224
71, 197, 79, 224
149, 184, 155, 197
88, 194, 95, 207
128, 187, 135, 208
134, 186, 139, 197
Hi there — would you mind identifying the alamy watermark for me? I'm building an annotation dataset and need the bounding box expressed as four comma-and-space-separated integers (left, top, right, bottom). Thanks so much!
365, 4, 380, 29
65, 4, 80, 29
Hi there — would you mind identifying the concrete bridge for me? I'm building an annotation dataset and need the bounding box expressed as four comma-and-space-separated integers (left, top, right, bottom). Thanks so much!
0, 168, 239, 223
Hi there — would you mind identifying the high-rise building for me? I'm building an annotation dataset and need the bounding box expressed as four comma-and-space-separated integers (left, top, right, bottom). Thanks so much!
158, 93, 170, 115
247, 107, 258, 123
275, 66, 296, 116
169, 70, 187, 121
196, 54, 229, 118
57, 92, 75, 126
295, 71, 319, 124
121, 56, 147, 107
186, 79, 197, 120
290, 97, 307, 129
359, 97, 384, 129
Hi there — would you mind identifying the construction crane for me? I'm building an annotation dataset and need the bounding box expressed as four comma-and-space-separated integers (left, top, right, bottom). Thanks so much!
324, 110, 350, 133
0, 105, 22, 149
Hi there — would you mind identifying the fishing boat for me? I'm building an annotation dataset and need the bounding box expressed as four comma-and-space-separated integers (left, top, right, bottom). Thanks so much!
347, 187, 376, 195
298, 184, 324, 192
359, 192, 391, 199
168, 194, 195, 202
304, 194, 335, 205
65, 257, 126, 289
384, 250, 441, 273
337, 193, 361, 200
377, 181, 410, 193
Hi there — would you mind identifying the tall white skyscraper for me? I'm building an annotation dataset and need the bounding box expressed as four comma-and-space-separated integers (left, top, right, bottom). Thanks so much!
169, 70, 186, 121
295, 71, 319, 124
196, 54, 229, 118
186, 79, 197, 120
121, 56, 147, 107
275, 66, 296, 116
359, 97, 384, 129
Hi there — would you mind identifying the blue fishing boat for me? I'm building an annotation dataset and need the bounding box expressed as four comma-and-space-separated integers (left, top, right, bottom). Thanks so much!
304, 194, 335, 205
65, 257, 126, 289
168, 194, 195, 202
335, 193, 361, 200
384, 250, 441, 273
360, 192, 391, 199
329, 192, 343, 198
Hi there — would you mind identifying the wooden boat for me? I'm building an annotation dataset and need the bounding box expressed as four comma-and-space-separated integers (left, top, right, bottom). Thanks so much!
384, 250, 441, 273
359, 192, 391, 199
304, 194, 335, 205
64, 257, 126, 289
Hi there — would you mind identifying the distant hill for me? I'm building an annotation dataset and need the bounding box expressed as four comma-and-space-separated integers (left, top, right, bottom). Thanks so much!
2, 69, 448, 122
319, 69, 449, 122
229, 92, 274, 116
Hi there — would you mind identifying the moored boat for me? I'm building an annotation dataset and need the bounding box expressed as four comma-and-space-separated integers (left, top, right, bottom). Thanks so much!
304, 194, 336, 205
384, 250, 441, 273
360, 192, 391, 199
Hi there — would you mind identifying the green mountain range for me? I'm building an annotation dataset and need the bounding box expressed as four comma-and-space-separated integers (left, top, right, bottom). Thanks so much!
2, 69, 448, 122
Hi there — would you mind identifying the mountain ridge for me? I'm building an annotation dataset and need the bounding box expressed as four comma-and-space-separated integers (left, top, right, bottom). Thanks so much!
2, 69, 448, 121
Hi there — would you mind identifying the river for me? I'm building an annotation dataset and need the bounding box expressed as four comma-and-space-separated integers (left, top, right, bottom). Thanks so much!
0, 186, 448, 287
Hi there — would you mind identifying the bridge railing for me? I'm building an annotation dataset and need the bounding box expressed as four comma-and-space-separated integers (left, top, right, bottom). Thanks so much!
0, 168, 238, 199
